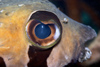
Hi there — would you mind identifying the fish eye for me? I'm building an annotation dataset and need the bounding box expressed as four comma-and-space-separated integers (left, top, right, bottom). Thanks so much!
35, 22, 51, 39
25, 11, 62, 49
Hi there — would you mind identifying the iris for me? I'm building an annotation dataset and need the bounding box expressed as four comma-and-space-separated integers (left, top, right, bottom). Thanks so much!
35, 23, 51, 39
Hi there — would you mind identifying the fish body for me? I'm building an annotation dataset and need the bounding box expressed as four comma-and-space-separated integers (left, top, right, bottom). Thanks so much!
0, 0, 96, 67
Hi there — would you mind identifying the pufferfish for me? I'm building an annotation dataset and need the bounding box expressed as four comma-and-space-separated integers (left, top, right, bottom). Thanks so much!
0, 0, 97, 67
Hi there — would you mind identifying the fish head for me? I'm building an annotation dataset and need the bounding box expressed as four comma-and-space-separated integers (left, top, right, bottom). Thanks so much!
0, 0, 97, 67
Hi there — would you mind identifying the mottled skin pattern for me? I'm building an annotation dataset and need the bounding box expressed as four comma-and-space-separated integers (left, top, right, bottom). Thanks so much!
0, 5, 31, 67
0, 0, 97, 67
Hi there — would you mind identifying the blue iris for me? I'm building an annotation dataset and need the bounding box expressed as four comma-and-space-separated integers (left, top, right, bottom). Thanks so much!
35, 23, 51, 39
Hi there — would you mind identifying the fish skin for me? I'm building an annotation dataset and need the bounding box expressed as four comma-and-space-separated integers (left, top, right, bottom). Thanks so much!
0, 0, 97, 67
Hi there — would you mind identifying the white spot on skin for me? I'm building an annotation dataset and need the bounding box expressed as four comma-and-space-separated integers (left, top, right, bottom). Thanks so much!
78, 47, 92, 62
65, 55, 68, 60
85, 47, 92, 59
54, 25, 60, 40
64, 18, 68, 22
18, 4, 24, 7
63, 18, 68, 23
0, 9, 4, 13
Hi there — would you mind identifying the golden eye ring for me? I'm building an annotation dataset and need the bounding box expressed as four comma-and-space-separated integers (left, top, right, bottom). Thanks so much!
25, 11, 62, 49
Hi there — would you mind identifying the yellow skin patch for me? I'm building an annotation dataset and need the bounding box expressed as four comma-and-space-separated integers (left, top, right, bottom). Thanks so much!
0, 5, 32, 67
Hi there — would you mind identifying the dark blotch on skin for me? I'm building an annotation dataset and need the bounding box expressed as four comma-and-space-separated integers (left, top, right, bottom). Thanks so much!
0, 57, 6, 67
27, 35, 61, 67
28, 46, 52, 67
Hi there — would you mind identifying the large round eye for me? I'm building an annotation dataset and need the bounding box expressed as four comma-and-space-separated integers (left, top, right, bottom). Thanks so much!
25, 11, 62, 49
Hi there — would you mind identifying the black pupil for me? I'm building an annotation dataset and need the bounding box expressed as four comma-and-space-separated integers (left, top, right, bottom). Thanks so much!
35, 23, 51, 39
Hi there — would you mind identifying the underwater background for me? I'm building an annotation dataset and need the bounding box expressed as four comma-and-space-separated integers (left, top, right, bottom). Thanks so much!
49, 0, 100, 67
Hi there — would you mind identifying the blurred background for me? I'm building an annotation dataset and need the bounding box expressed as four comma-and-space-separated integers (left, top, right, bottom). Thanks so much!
49, 0, 100, 67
